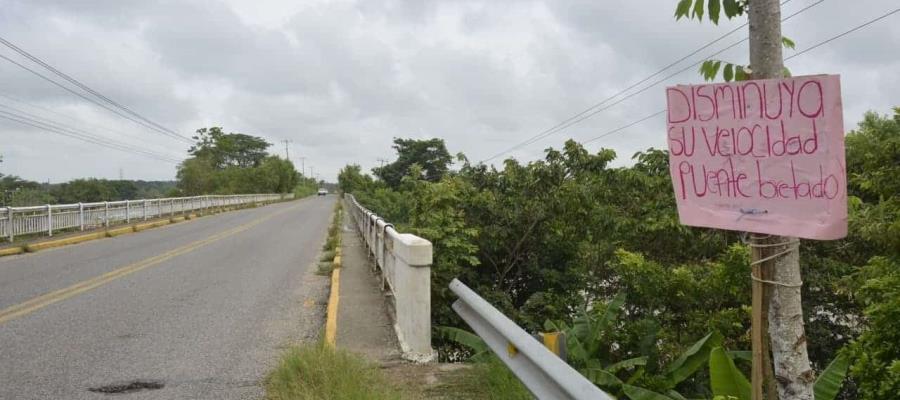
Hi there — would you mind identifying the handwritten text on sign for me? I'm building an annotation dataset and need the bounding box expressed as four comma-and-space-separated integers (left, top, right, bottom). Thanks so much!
665, 75, 847, 240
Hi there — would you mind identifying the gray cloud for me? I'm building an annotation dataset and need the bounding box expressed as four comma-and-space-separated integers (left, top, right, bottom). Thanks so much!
1, 0, 897, 183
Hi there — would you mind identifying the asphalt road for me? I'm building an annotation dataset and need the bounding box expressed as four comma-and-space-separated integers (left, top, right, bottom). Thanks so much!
0, 196, 335, 400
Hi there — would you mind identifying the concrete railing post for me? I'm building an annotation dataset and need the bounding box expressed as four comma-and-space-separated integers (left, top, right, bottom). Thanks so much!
104, 202, 110, 228
46, 204, 53, 237
125, 200, 130, 223
388, 231, 434, 362
7, 207, 13, 242
143, 200, 148, 220
78, 202, 84, 231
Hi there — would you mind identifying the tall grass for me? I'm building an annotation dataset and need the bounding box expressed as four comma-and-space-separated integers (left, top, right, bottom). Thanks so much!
266, 344, 402, 400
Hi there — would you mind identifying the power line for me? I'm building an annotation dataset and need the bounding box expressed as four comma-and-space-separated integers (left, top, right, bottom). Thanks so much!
577, 6, 899, 150
0, 36, 193, 144
480, 0, 824, 163
0, 108, 183, 163
0, 102, 184, 161
0, 53, 191, 145
784, 7, 899, 61
582, 110, 666, 145
0, 93, 180, 154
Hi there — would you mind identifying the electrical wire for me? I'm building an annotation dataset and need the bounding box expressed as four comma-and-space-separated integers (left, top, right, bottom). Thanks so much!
0, 109, 183, 163
575, 6, 900, 151
0, 36, 193, 144
0, 102, 185, 160
480, 0, 825, 162
0, 93, 184, 154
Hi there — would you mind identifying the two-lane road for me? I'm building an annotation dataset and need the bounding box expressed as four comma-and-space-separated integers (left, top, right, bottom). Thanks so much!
0, 196, 335, 399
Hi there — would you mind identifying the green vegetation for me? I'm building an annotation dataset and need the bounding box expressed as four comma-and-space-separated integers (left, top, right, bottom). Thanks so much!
1, 126, 318, 207
317, 200, 343, 276
176, 127, 301, 195
424, 357, 531, 400
0, 174, 176, 207
266, 343, 402, 400
339, 108, 900, 399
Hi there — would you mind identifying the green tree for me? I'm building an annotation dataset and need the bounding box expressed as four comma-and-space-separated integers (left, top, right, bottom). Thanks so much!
373, 138, 452, 188
189, 127, 271, 169
337, 164, 373, 194
176, 127, 299, 195
51, 179, 118, 203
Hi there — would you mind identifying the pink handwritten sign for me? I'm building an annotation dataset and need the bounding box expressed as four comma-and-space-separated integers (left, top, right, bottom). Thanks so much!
665, 75, 847, 240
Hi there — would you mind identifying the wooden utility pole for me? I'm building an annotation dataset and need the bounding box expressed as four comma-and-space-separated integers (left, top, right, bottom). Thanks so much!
748, 0, 815, 399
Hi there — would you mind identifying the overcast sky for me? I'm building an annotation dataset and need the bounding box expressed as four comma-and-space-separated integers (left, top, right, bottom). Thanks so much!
1, 0, 897, 183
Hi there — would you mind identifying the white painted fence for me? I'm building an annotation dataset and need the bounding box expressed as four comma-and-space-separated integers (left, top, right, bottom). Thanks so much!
1, 193, 291, 242
345, 194, 435, 362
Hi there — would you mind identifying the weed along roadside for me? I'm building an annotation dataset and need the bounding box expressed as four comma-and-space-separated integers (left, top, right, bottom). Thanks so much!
266, 197, 388, 400
265, 196, 517, 400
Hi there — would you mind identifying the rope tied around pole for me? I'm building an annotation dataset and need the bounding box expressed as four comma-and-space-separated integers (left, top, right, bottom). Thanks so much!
744, 235, 803, 288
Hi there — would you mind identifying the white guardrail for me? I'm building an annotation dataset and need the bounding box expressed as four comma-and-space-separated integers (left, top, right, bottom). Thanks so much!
451, 279, 615, 400
345, 194, 435, 362
0, 193, 292, 242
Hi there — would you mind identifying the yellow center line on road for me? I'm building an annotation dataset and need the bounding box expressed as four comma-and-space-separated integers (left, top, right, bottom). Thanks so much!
0, 203, 301, 326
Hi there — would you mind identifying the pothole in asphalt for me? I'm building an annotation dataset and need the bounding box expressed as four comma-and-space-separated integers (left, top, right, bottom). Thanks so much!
88, 380, 164, 394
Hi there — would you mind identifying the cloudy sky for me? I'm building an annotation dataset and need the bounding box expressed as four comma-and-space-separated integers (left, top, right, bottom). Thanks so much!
1, 0, 897, 183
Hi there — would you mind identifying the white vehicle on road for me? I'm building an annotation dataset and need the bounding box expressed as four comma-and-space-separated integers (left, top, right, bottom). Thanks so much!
317, 188, 328, 196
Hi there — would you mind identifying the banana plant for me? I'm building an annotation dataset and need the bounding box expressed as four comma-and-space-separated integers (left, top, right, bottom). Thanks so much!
544, 294, 725, 399
707, 348, 850, 400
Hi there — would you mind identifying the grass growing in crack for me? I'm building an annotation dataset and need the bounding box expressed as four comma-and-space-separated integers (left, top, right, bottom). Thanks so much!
316, 261, 334, 276
322, 200, 343, 254
319, 250, 336, 262
315, 200, 343, 276
266, 343, 402, 400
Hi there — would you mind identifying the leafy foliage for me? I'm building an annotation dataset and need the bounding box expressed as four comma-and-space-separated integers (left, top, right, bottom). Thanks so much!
342, 108, 896, 398
372, 138, 452, 188
176, 127, 302, 195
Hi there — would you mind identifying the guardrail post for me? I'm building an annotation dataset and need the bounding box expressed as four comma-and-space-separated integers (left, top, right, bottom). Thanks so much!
46, 204, 53, 237
143, 200, 148, 220
78, 202, 84, 231
7, 207, 13, 242
104, 201, 110, 228
181, 198, 186, 216
125, 200, 130, 223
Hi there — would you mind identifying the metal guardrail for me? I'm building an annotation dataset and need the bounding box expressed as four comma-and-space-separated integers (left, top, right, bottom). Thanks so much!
450, 279, 615, 400
345, 194, 435, 362
0, 193, 292, 242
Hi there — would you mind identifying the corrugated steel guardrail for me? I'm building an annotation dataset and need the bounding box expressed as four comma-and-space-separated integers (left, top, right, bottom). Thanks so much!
450, 278, 615, 400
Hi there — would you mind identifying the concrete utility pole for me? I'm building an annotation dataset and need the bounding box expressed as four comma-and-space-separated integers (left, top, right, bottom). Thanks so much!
298, 157, 306, 177
748, 1, 814, 399
281, 139, 293, 160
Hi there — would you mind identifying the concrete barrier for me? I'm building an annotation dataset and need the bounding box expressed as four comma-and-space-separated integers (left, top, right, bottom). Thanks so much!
345, 194, 435, 363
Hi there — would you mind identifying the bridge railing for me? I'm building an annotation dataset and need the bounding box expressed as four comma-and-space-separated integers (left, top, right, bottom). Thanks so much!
0, 193, 291, 242
345, 194, 435, 362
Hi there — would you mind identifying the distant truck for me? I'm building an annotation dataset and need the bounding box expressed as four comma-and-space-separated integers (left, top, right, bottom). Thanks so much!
317, 188, 328, 196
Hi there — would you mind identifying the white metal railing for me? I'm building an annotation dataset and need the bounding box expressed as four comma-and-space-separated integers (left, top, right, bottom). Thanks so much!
345, 194, 435, 362
1, 193, 292, 242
